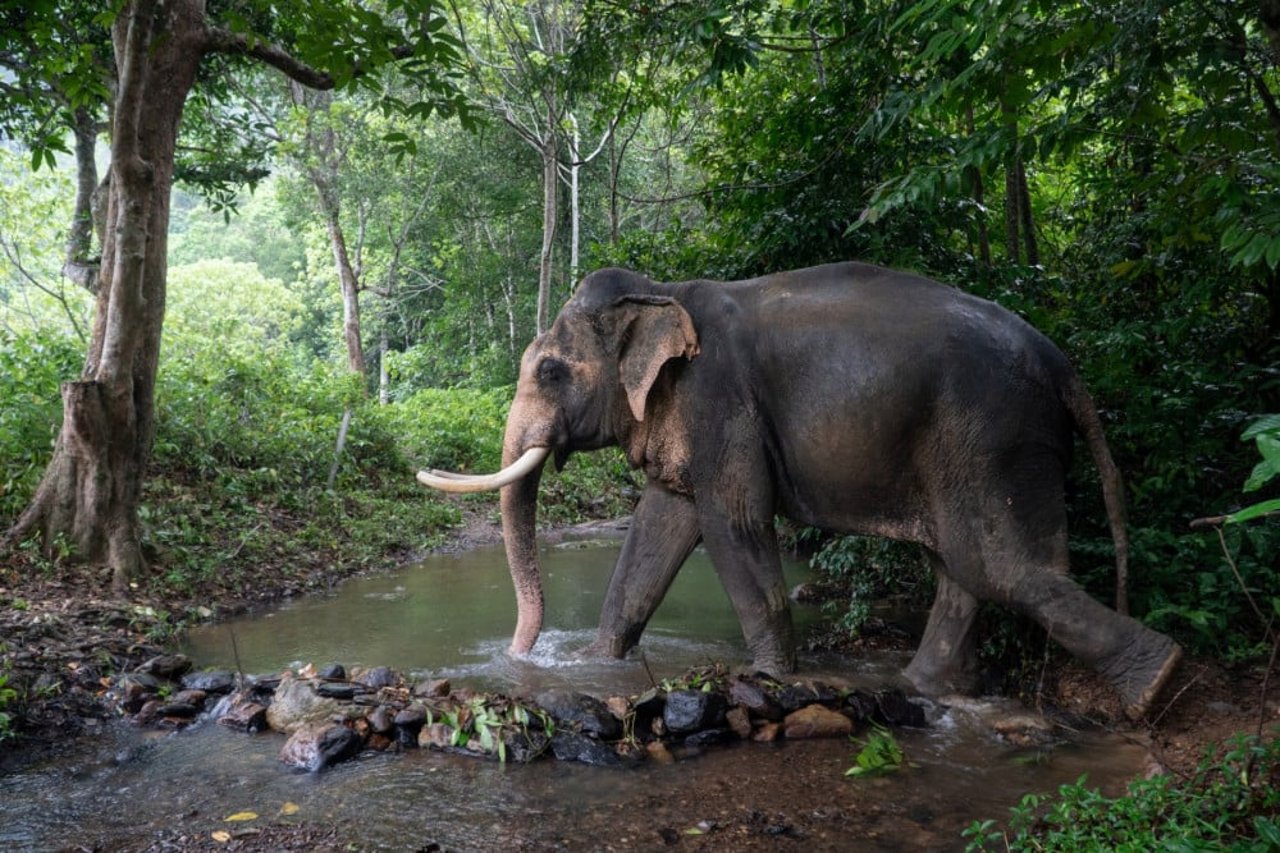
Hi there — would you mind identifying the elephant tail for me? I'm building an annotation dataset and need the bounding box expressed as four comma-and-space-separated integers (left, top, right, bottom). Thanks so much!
1064, 373, 1130, 615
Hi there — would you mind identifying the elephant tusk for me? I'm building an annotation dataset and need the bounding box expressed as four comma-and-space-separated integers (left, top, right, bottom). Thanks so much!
416, 446, 550, 493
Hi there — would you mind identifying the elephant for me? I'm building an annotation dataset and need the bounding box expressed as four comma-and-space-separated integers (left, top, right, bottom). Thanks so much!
419, 262, 1182, 718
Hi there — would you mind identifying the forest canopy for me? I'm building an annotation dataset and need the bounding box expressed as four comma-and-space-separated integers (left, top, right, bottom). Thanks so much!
0, 0, 1277, 663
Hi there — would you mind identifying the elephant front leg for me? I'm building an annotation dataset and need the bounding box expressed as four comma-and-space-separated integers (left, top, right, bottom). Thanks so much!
698, 515, 797, 676
584, 482, 701, 659
903, 567, 982, 696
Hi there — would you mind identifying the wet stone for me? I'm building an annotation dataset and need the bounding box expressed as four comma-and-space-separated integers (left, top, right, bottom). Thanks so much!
752, 722, 781, 742
170, 689, 207, 710
783, 704, 854, 739
725, 706, 752, 739
684, 728, 734, 748
413, 678, 451, 698
218, 696, 268, 733
395, 705, 427, 746
419, 722, 454, 750
136, 654, 192, 680
181, 670, 235, 694
535, 690, 623, 740
119, 674, 160, 713
775, 684, 818, 714
874, 689, 927, 728
367, 705, 394, 735
663, 689, 726, 735
280, 722, 364, 772
315, 682, 357, 700
132, 699, 163, 727
155, 702, 199, 719
503, 728, 552, 764
728, 678, 783, 722
355, 666, 397, 689
631, 688, 667, 731
318, 663, 346, 680
550, 730, 629, 766
845, 690, 877, 724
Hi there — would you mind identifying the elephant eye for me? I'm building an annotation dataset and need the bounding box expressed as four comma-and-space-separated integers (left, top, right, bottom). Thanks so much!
537, 357, 568, 384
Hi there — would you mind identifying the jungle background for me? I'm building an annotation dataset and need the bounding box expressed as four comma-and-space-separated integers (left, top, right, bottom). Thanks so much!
1, 0, 1278, 846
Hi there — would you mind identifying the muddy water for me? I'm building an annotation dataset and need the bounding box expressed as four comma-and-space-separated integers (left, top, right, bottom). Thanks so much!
0, 541, 1149, 851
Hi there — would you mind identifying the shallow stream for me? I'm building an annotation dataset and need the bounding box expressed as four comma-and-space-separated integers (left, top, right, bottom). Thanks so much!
0, 538, 1149, 850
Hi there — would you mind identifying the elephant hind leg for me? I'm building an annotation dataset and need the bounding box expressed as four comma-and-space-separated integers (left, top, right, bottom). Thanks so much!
903, 563, 982, 697
942, 510, 1181, 719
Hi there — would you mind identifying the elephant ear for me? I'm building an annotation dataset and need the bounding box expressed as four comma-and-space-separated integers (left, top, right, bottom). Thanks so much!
614, 295, 700, 422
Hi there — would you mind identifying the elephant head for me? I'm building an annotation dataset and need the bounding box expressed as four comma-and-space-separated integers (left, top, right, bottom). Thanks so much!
417, 270, 700, 656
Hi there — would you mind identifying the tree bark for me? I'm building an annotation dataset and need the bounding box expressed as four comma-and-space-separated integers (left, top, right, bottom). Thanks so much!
537, 133, 558, 335
1017, 159, 1039, 267
1004, 164, 1021, 265
9, 0, 201, 593
64, 106, 102, 292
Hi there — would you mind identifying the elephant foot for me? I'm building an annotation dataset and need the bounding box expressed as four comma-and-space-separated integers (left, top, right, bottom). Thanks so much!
1100, 635, 1183, 720
574, 634, 631, 661
902, 654, 982, 698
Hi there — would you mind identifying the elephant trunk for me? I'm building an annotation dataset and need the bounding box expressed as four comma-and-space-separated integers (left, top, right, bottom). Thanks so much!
499, 433, 547, 656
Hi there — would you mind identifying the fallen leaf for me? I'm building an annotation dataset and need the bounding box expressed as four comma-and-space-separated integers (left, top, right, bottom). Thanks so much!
211, 830, 231, 843
279, 801, 300, 816
224, 811, 259, 822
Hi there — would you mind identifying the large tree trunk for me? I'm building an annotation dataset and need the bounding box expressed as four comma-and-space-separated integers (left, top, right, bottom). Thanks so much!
8, 0, 202, 593
536, 133, 558, 335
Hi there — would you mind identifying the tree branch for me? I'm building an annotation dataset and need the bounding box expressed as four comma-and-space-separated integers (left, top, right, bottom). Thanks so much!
205, 28, 339, 89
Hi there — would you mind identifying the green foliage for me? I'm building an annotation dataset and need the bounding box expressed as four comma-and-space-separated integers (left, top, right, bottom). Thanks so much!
846, 724, 906, 778
370, 386, 508, 473
964, 734, 1280, 851
0, 669, 19, 742
0, 329, 83, 520
809, 535, 931, 638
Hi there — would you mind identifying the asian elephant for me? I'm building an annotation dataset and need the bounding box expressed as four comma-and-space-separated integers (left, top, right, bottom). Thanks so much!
419, 262, 1182, 718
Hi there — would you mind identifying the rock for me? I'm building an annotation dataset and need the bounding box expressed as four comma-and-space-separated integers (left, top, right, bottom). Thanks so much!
752, 722, 782, 742
265, 676, 347, 734
318, 663, 346, 680
181, 670, 236, 694
394, 705, 427, 746
646, 741, 675, 764
775, 684, 818, 714
280, 723, 363, 772
991, 714, 1056, 747
550, 730, 629, 766
874, 689, 927, 728
725, 706, 753, 739
535, 690, 623, 740
118, 673, 160, 713
632, 688, 667, 731
419, 723, 455, 750
136, 654, 193, 679
684, 728, 734, 747
504, 728, 552, 763
354, 666, 397, 689
218, 696, 268, 733
783, 705, 854, 739
132, 699, 163, 727
171, 689, 207, 710
810, 682, 843, 706
367, 705, 394, 735
155, 701, 200, 719
845, 690, 877, 724
729, 678, 783, 721
663, 689, 726, 735
414, 678, 451, 698
315, 682, 357, 700
367, 733, 394, 752
605, 696, 630, 720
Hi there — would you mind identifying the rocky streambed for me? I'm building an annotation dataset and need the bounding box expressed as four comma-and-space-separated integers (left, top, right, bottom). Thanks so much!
116, 654, 932, 773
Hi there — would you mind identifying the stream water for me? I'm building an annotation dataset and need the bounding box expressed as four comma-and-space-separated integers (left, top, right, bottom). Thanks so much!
0, 538, 1149, 851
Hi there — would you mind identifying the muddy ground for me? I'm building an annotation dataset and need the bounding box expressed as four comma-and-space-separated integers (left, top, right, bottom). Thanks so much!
2, 512, 1277, 850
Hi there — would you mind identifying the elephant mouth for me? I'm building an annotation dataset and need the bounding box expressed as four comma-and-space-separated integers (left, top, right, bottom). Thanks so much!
416, 446, 551, 493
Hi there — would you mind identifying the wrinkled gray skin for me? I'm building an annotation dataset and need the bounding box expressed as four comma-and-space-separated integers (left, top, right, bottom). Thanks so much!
494, 262, 1181, 717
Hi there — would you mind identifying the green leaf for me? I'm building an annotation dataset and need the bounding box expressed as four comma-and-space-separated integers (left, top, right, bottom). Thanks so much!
1226, 498, 1280, 525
